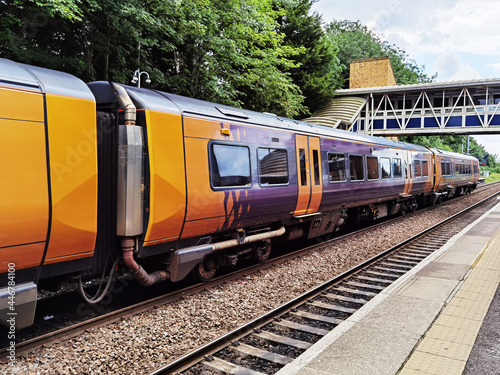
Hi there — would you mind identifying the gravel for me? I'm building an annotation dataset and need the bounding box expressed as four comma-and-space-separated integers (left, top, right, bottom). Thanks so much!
3, 185, 499, 375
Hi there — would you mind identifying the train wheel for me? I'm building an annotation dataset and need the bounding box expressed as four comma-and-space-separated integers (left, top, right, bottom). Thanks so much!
254, 240, 271, 263
411, 199, 417, 213
193, 255, 217, 282
400, 202, 407, 216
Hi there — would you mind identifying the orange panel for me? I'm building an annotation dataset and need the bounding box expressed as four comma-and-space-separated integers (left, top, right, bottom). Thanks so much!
307, 137, 322, 214
43, 94, 98, 262
0, 88, 49, 259
0, 243, 45, 273
294, 135, 311, 216
42, 251, 95, 265
181, 217, 226, 240
0, 87, 44, 122
183, 137, 225, 223
183, 116, 231, 141
143, 110, 186, 244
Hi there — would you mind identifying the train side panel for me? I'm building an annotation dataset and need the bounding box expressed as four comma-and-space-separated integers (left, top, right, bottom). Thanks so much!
181, 116, 297, 240
42, 93, 98, 266
408, 151, 434, 196
0, 86, 49, 273
142, 109, 187, 246
320, 139, 407, 209
431, 149, 479, 198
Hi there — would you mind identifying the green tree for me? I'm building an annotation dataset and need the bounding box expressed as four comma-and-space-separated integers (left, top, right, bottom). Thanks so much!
276, 0, 343, 115
0, 0, 308, 117
400, 135, 496, 166
326, 20, 433, 88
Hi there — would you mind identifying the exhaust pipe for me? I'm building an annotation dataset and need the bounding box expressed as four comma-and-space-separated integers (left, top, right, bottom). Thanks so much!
112, 84, 166, 287
122, 238, 168, 287
111, 82, 136, 126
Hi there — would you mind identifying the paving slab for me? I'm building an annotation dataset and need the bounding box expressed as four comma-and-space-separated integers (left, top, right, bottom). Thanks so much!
277, 203, 500, 375
394, 275, 459, 302
415, 262, 470, 280
463, 284, 500, 375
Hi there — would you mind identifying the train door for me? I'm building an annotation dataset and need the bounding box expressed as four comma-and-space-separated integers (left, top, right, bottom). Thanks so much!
294, 135, 323, 216
0, 86, 49, 273
403, 150, 414, 195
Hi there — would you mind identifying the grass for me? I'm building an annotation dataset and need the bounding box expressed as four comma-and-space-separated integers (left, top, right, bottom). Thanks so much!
485, 172, 500, 183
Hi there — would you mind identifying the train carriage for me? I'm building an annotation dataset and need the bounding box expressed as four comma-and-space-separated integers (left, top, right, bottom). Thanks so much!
0, 60, 479, 329
431, 148, 480, 202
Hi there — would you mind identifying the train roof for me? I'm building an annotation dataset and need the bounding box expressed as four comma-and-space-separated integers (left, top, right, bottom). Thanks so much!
0, 59, 94, 100
429, 148, 479, 161
88, 81, 429, 153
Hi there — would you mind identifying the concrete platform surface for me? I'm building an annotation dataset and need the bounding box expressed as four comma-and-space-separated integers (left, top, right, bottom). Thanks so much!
277, 201, 500, 375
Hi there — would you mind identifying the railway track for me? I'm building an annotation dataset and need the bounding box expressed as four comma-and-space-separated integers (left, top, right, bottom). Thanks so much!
149, 190, 500, 375
1, 183, 498, 361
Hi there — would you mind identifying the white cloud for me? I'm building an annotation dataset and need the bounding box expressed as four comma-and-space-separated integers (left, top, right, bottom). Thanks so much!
473, 135, 500, 158
432, 52, 482, 81
485, 63, 500, 78
311, 0, 500, 80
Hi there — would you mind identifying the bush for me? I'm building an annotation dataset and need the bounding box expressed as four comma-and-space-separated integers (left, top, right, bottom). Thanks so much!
485, 173, 500, 183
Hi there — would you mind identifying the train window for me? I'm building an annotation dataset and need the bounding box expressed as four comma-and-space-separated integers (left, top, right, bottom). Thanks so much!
299, 148, 307, 186
349, 155, 364, 181
258, 148, 289, 185
414, 160, 422, 177
393, 158, 402, 178
441, 161, 446, 175
211, 144, 251, 187
312, 150, 320, 185
446, 162, 451, 176
366, 156, 379, 180
381, 158, 391, 179
422, 160, 429, 177
474, 164, 478, 176
328, 153, 346, 182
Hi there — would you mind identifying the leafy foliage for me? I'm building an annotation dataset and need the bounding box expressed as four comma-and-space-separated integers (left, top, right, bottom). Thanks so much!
326, 20, 434, 87
400, 135, 496, 167
1, 0, 320, 118
276, 0, 342, 114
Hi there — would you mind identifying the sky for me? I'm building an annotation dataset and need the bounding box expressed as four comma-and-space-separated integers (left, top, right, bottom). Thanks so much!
311, 0, 500, 158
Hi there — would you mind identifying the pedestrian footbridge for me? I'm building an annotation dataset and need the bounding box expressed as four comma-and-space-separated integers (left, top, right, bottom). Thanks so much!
304, 79, 500, 136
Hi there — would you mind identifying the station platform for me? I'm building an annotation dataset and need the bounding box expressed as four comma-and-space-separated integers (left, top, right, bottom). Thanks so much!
277, 201, 500, 375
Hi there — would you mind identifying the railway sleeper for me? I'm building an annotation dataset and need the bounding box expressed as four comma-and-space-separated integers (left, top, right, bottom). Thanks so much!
333, 286, 377, 297
307, 300, 358, 314
253, 331, 312, 350
363, 270, 401, 280
353, 275, 393, 284
372, 265, 407, 275
202, 356, 265, 375
231, 342, 294, 366
345, 281, 387, 291
322, 293, 368, 305
290, 310, 344, 325
274, 319, 330, 337
391, 254, 426, 262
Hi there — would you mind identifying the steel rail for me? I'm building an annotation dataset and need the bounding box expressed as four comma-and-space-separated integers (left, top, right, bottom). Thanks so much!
2, 183, 498, 359
149, 189, 500, 374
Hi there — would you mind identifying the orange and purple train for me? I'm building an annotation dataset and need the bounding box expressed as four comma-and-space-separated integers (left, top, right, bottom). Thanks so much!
0, 59, 480, 328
